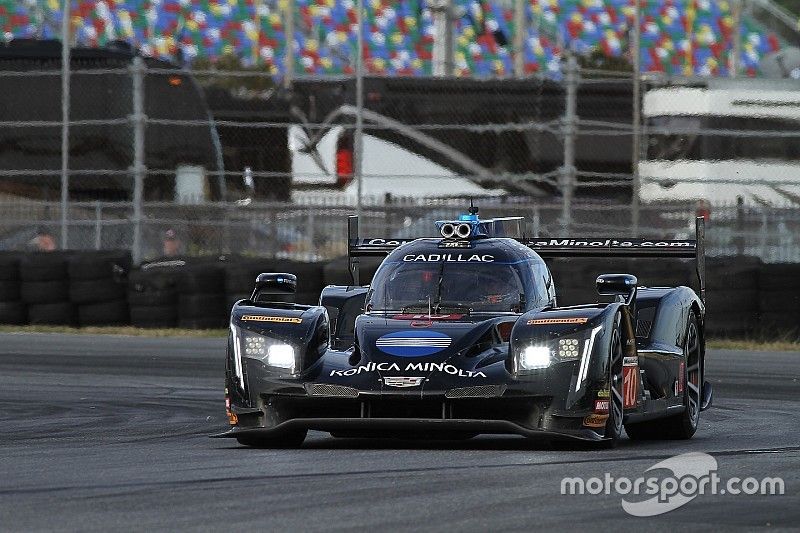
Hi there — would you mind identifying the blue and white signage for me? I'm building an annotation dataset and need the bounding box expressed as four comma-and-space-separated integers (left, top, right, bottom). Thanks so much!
375, 330, 452, 357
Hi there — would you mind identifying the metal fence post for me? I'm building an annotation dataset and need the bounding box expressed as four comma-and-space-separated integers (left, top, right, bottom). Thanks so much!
730, 0, 742, 77
354, 0, 365, 227
283, 0, 294, 89
631, 0, 642, 237
560, 52, 578, 232
513, 0, 525, 78
430, 0, 454, 76
130, 56, 146, 265
94, 201, 102, 250
60, 0, 71, 249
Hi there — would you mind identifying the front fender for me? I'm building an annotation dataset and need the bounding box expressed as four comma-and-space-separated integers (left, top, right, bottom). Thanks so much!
509, 303, 634, 412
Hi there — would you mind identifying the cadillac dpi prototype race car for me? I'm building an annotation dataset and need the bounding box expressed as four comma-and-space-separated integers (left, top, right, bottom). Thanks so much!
213, 210, 713, 448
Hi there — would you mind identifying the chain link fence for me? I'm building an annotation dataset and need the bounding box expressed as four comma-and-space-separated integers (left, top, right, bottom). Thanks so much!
2, 194, 799, 263
1, 1, 799, 264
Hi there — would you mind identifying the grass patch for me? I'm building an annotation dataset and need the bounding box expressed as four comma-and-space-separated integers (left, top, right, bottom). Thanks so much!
706, 339, 800, 352
1, 326, 798, 351
0, 325, 227, 338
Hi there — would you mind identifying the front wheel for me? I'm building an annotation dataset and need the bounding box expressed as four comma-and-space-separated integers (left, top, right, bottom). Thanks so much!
625, 313, 701, 440
236, 429, 307, 448
600, 315, 625, 448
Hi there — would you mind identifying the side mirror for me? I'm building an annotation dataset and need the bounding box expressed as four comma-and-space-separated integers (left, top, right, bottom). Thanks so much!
252, 273, 297, 302
596, 274, 637, 303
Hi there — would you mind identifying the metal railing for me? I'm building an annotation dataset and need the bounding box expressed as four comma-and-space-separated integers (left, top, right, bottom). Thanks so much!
2, 197, 797, 263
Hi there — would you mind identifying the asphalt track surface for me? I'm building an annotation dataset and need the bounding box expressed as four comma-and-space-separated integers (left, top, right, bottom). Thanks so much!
0, 333, 798, 532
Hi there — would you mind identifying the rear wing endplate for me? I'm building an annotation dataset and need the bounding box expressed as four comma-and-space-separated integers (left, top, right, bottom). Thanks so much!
347, 215, 415, 285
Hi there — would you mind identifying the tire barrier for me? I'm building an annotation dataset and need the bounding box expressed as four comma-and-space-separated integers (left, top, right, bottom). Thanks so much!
0, 254, 25, 325
758, 263, 800, 337
0, 251, 797, 338
546, 256, 762, 339
128, 261, 182, 328
177, 263, 227, 329
19, 253, 74, 325
68, 251, 131, 326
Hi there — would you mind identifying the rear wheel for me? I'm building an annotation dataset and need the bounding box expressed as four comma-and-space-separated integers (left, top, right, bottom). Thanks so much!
625, 313, 701, 440
236, 429, 307, 448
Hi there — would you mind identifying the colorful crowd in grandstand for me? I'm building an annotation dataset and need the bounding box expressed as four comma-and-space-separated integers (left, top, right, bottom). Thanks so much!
0, 0, 786, 77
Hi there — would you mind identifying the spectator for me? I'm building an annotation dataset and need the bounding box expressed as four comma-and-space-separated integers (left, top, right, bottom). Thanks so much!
163, 228, 183, 257
30, 229, 57, 252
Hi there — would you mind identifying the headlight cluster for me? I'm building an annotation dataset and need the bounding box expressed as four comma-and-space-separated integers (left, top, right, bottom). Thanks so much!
516, 326, 602, 373
558, 338, 580, 359
232, 325, 297, 375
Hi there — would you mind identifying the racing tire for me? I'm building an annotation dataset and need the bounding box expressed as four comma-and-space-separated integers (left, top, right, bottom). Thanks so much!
28, 302, 75, 325
19, 254, 69, 282
78, 300, 129, 326
128, 268, 180, 292
128, 289, 177, 307
67, 252, 131, 281
178, 266, 225, 293
0, 280, 20, 301
625, 314, 701, 440
757, 264, 797, 292
179, 293, 226, 318
69, 279, 126, 305
758, 290, 800, 312
178, 317, 226, 330
20, 280, 69, 304
235, 429, 307, 448
227, 292, 251, 308
130, 306, 178, 327
600, 314, 625, 448
0, 256, 20, 280
0, 301, 26, 324
283, 261, 325, 294
225, 262, 277, 294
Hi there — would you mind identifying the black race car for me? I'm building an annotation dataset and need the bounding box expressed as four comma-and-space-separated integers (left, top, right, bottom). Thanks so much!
213, 210, 713, 447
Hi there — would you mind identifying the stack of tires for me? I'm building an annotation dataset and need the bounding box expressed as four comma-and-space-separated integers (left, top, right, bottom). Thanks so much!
178, 263, 227, 329
0, 253, 25, 325
20, 253, 74, 325
226, 260, 327, 309
548, 257, 694, 307
758, 263, 800, 339
128, 261, 182, 328
322, 256, 383, 287
286, 261, 325, 305
225, 259, 276, 311
704, 257, 760, 338
68, 252, 131, 326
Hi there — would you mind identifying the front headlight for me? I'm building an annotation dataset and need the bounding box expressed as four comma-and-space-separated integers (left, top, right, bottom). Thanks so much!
233, 325, 298, 374
516, 326, 603, 375
519, 345, 552, 370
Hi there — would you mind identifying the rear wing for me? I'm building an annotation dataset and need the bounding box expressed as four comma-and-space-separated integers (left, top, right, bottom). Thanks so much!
347, 215, 706, 302
524, 218, 706, 302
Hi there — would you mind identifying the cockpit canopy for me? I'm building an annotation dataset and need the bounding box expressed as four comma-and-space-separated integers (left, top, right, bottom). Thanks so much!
365, 242, 553, 315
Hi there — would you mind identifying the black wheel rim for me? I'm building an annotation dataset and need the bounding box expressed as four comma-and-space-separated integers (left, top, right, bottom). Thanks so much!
685, 321, 701, 429
609, 328, 624, 438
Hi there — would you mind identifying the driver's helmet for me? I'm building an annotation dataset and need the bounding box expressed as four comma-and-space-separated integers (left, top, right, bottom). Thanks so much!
482, 275, 517, 305
389, 266, 437, 302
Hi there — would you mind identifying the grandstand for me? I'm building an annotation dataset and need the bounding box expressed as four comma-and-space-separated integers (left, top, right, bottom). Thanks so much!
0, 0, 792, 77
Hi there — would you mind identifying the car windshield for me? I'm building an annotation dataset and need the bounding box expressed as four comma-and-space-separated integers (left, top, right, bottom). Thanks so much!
367, 261, 528, 313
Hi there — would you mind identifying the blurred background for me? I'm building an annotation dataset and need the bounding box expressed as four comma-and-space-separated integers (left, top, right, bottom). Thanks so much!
0, 0, 799, 264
